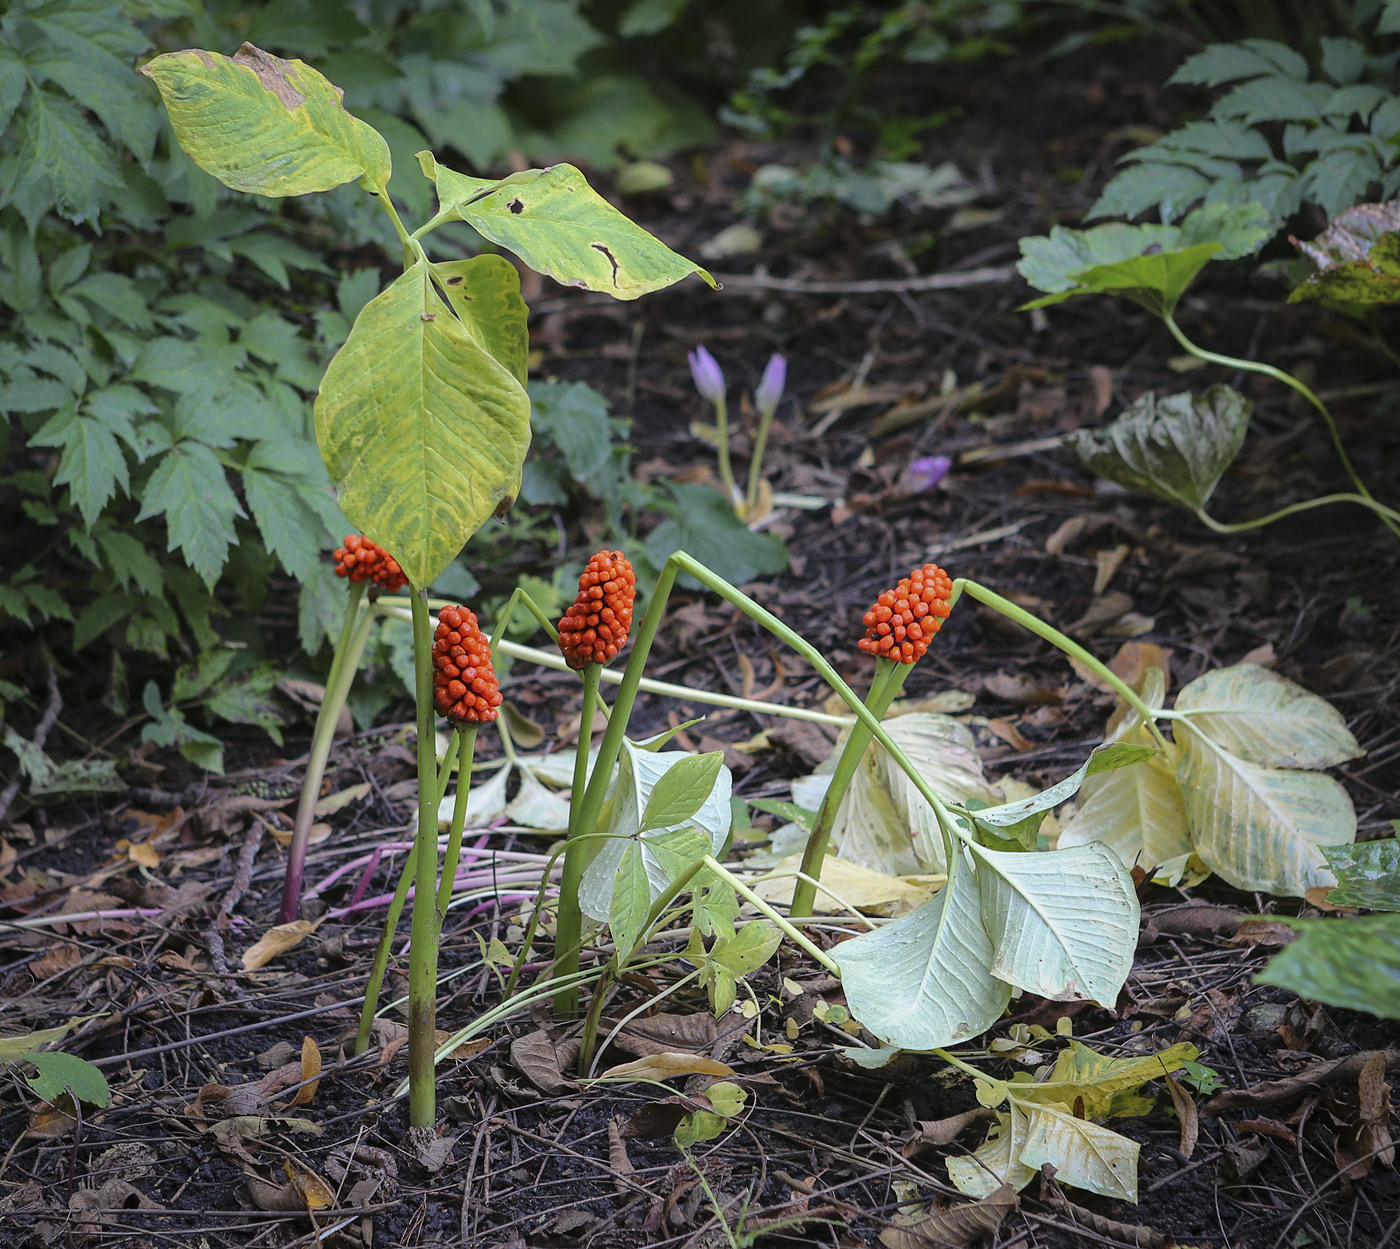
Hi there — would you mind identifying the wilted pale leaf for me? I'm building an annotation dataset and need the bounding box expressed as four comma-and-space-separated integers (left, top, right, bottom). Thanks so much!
1174, 664, 1363, 769
1008, 1039, 1198, 1117
241, 920, 319, 971
1016, 1099, 1140, 1201
946, 1103, 1036, 1197
599, 1052, 734, 1082
973, 842, 1139, 1005
751, 856, 941, 914
839, 852, 1012, 1051
0, 1020, 85, 1061
1176, 725, 1355, 895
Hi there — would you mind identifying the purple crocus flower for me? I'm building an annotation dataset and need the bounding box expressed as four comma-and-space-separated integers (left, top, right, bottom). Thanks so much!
687, 344, 726, 404
754, 353, 786, 415
905, 455, 952, 492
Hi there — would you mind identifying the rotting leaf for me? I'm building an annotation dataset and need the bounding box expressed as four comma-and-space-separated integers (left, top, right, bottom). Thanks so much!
598, 1052, 734, 1083
1290, 200, 1400, 309
241, 918, 320, 971
879, 1182, 1015, 1249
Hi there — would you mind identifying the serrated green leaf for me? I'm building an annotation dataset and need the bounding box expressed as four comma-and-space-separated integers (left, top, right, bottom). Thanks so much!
1170, 39, 1307, 86
314, 261, 531, 588
839, 850, 1012, 1051
11, 88, 123, 227
23, 1051, 110, 1107
1323, 838, 1400, 911
96, 530, 163, 596
1068, 385, 1252, 511
638, 750, 724, 832
973, 842, 1139, 1005
1090, 162, 1212, 224
31, 408, 130, 527
419, 154, 716, 300
528, 381, 614, 483
142, 43, 391, 196
242, 466, 328, 580
1176, 724, 1355, 895
136, 440, 242, 587
1174, 664, 1363, 769
1256, 914, 1400, 1017
430, 256, 529, 387
0, 45, 26, 133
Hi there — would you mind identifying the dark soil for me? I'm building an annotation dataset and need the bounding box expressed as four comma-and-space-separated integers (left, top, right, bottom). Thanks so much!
4, 33, 1400, 1249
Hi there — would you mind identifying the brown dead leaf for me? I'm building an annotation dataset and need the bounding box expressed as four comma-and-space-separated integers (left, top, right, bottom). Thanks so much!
30, 943, 83, 980
510, 1030, 579, 1095
1239, 642, 1277, 668
241, 919, 320, 971
1337, 1052, 1395, 1178
1068, 591, 1133, 637
406, 1124, 455, 1172
985, 718, 1033, 752
1164, 1071, 1198, 1159
1092, 545, 1131, 595
246, 1159, 335, 1213
1206, 1050, 1400, 1115
600, 1052, 734, 1082
293, 1035, 321, 1106
1227, 920, 1298, 950
622, 1096, 695, 1139
608, 1118, 634, 1193
903, 1107, 996, 1155
614, 1012, 721, 1057
880, 1183, 1015, 1249
1143, 903, 1239, 943
982, 673, 1062, 707
1089, 365, 1115, 416
1107, 640, 1171, 694
27, 1093, 78, 1138
115, 837, 159, 868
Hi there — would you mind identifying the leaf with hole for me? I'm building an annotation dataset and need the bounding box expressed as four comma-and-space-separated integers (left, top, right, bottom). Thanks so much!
1067, 385, 1252, 511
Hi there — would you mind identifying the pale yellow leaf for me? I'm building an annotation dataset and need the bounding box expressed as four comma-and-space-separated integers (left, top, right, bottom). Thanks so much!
241, 920, 320, 972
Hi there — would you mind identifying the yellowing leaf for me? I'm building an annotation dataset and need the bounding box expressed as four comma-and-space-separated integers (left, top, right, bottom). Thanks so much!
241, 919, 319, 972
0, 1017, 90, 1061
142, 44, 390, 197
115, 837, 160, 868
313, 782, 370, 817
752, 855, 942, 914
598, 1052, 734, 1082
946, 1103, 1036, 1198
292, 1036, 321, 1106
1015, 1099, 1140, 1201
1008, 1040, 1198, 1117
315, 261, 531, 588
282, 1159, 335, 1211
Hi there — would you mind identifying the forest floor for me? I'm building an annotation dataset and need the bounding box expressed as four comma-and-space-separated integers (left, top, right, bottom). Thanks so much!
3, 38, 1400, 1249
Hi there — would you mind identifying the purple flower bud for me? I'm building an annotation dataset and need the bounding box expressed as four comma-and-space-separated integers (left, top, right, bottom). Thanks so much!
687, 345, 726, 404
754, 353, 786, 415
905, 455, 952, 493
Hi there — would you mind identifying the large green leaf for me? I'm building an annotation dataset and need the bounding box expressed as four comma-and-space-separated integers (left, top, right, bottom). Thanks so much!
839, 851, 1012, 1051
429, 256, 529, 388
419, 153, 716, 300
1018, 204, 1270, 317
1323, 837, 1400, 911
1290, 200, 1400, 309
972, 842, 1139, 1005
142, 43, 391, 196
314, 262, 531, 588
1256, 914, 1400, 1017
1176, 724, 1355, 895
1068, 386, 1252, 511
1174, 664, 1364, 769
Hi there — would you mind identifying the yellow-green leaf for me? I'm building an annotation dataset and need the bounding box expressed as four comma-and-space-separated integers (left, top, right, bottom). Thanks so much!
142, 43, 390, 197
1015, 1099, 1140, 1201
429, 256, 529, 388
419, 153, 716, 301
315, 262, 531, 588
1007, 1039, 1198, 1117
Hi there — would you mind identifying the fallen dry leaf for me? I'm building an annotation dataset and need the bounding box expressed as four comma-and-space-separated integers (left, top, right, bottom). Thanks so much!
293, 1035, 321, 1106
510, 1030, 580, 1095
115, 837, 159, 868
599, 1052, 734, 1082
1163, 1071, 1198, 1159
241, 919, 320, 971
985, 718, 1033, 752
880, 1183, 1015, 1249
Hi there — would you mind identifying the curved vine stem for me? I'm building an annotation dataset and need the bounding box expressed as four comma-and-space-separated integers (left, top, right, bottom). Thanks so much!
1194, 493, 1400, 533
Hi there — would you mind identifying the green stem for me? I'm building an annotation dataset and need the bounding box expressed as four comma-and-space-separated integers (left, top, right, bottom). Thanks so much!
1195, 493, 1400, 533
553, 662, 602, 1019
701, 856, 840, 975
502, 840, 570, 1001
373, 186, 413, 259
434, 730, 462, 812
280, 582, 371, 924
354, 840, 418, 1056
745, 405, 776, 516
1163, 313, 1400, 541
437, 725, 479, 921
406, 589, 441, 1128
952, 578, 1172, 750
713, 395, 740, 509
790, 659, 907, 918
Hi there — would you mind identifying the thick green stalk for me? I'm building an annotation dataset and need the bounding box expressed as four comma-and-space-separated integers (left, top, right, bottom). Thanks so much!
553, 663, 603, 1017
354, 840, 418, 1056
436, 726, 479, 921
406, 589, 441, 1127
280, 582, 371, 923
1163, 313, 1400, 541
790, 660, 907, 918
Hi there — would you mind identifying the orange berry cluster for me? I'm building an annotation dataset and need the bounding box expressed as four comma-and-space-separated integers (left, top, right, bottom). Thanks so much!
333, 535, 407, 595
859, 564, 954, 664
432, 606, 502, 724
558, 550, 636, 669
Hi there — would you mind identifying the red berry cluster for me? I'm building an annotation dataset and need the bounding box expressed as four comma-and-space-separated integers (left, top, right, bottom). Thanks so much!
859, 564, 954, 664
432, 606, 502, 724
332, 535, 407, 595
558, 550, 636, 669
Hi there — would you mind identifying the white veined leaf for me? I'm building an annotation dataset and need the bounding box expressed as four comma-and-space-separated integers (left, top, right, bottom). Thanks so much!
503, 765, 572, 832
1015, 1098, 1140, 1201
946, 1101, 1037, 1198
579, 739, 731, 921
1176, 724, 1355, 895
1173, 663, 1363, 769
972, 842, 1139, 1005
799, 713, 1000, 876
838, 851, 1012, 1051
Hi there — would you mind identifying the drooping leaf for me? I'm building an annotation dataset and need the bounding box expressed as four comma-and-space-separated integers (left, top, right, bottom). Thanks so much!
1015, 1099, 1140, 1202
22, 1051, 110, 1108
420, 155, 715, 301
946, 1102, 1037, 1198
1176, 724, 1355, 895
972, 842, 1139, 1005
1323, 838, 1400, 911
141, 43, 391, 196
1174, 664, 1363, 769
839, 851, 1012, 1051
314, 261, 531, 588
1005, 1040, 1199, 1117
1067, 386, 1252, 511
1256, 914, 1400, 1018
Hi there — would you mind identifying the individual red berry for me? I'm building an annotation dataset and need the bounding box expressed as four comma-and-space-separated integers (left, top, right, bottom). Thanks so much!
858, 564, 954, 664
431, 605, 502, 724
332, 534, 408, 595
557, 550, 637, 669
